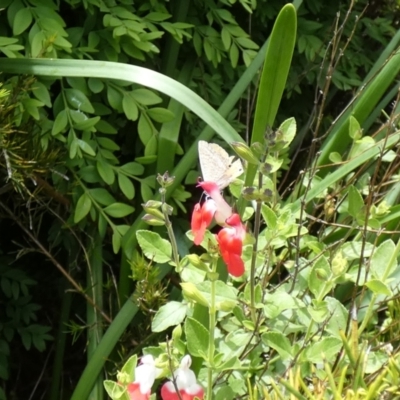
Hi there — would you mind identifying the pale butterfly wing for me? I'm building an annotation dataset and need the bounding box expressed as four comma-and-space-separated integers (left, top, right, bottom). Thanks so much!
198, 140, 243, 189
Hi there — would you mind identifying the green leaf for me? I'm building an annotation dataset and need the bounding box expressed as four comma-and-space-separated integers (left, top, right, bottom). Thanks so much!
121, 355, 138, 380
305, 337, 342, 363
32, 81, 51, 107
147, 107, 175, 123
96, 159, 115, 185
97, 137, 120, 151
89, 188, 116, 206
184, 317, 209, 359
365, 279, 392, 296
103, 203, 134, 218
262, 332, 293, 360
122, 93, 139, 121
30, 31, 44, 58
112, 230, 121, 254
96, 120, 117, 134
120, 162, 144, 176
52, 110, 68, 136
221, 27, 231, 50
22, 98, 43, 120
136, 230, 172, 263
78, 139, 96, 156
308, 256, 332, 299
348, 185, 364, 219
151, 301, 187, 332
140, 183, 153, 202
118, 173, 135, 199
13, 8, 32, 35
241, 4, 296, 211
196, 281, 238, 312
107, 85, 123, 110
138, 113, 153, 145
98, 214, 107, 238
103, 380, 126, 399
130, 88, 161, 105
349, 115, 362, 140
74, 193, 92, 223
88, 78, 104, 93
65, 88, 95, 113
370, 239, 396, 280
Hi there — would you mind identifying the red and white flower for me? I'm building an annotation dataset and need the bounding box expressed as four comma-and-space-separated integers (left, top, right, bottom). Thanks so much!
127, 355, 157, 400
190, 180, 246, 277
161, 355, 204, 400
216, 213, 246, 277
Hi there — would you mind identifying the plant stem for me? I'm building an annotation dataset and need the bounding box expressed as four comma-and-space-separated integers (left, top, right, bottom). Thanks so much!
160, 188, 180, 268
250, 198, 262, 323
207, 260, 217, 400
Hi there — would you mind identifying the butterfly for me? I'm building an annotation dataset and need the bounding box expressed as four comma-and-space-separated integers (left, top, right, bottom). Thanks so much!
198, 140, 243, 189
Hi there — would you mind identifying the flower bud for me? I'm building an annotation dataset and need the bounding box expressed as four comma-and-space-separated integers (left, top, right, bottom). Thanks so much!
251, 142, 266, 158
241, 186, 258, 201
157, 171, 175, 187
142, 201, 165, 219
161, 202, 173, 216
181, 282, 209, 307
186, 254, 209, 271
142, 214, 165, 226
231, 141, 259, 165
117, 371, 130, 385
331, 251, 347, 277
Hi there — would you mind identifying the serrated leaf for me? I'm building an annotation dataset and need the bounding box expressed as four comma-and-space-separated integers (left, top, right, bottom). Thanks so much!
185, 317, 209, 359
136, 230, 172, 263
74, 193, 92, 223
262, 332, 293, 360
152, 301, 187, 332
103, 203, 134, 218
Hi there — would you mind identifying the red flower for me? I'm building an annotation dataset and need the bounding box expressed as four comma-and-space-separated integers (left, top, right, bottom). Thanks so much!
191, 199, 216, 245
161, 356, 204, 400
216, 213, 246, 277
127, 382, 150, 400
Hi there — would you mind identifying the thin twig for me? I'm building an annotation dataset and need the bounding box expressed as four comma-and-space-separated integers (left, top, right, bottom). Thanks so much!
0, 201, 112, 324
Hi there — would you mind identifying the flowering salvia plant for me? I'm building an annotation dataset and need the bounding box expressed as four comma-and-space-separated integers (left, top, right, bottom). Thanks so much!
104, 4, 398, 399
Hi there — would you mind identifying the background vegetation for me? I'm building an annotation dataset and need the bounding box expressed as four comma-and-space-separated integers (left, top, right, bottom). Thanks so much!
1, 0, 400, 399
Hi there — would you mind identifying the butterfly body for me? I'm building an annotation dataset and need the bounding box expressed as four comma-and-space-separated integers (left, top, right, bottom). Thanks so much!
198, 140, 243, 189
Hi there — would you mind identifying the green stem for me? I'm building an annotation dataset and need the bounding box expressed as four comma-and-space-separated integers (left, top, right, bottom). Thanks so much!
250, 199, 262, 323
160, 188, 180, 268
206, 261, 217, 400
